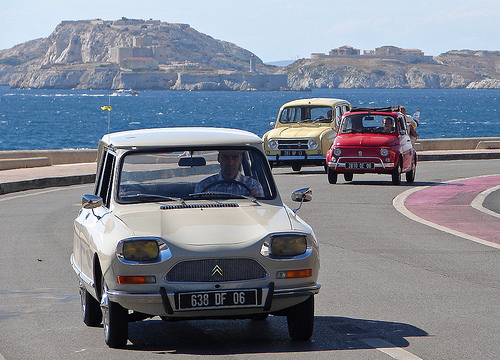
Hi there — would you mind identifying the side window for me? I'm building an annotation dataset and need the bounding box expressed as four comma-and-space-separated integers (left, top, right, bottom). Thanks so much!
334, 106, 342, 130
95, 150, 116, 208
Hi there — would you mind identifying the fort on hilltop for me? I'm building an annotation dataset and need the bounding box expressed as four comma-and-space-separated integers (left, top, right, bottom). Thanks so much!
311, 45, 434, 63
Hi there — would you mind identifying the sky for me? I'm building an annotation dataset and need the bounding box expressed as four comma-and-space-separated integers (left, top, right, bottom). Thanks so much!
1, 0, 499, 63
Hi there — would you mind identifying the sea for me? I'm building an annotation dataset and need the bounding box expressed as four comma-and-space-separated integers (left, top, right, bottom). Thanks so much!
0, 86, 498, 150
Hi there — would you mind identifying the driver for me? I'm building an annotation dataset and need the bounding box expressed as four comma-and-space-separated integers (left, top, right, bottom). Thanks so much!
195, 150, 264, 197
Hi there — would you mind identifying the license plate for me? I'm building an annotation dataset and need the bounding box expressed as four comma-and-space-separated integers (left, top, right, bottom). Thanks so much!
178, 289, 258, 310
280, 150, 306, 156
346, 162, 375, 169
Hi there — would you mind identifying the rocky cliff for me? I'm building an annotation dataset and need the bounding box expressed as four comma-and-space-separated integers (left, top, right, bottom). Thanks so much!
286, 50, 500, 89
1, 19, 499, 90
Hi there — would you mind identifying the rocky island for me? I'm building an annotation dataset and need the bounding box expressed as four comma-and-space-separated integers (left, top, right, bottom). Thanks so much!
0, 18, 499, 90
0, 18, 287, 91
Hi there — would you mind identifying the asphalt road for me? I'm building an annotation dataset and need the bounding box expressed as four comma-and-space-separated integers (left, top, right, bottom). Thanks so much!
1, 159, 499, 360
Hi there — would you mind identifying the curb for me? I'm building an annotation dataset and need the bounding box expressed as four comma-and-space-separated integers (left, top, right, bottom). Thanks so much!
0, 174, 96, 195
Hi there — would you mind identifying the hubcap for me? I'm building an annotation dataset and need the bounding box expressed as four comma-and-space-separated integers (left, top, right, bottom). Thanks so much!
100, 285, 110, 338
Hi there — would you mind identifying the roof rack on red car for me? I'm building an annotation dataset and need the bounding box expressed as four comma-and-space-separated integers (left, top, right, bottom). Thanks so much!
350, 105, 402, 113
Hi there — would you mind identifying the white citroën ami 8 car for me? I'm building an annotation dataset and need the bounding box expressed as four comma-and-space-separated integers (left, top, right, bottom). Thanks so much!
71, 127, 320, 348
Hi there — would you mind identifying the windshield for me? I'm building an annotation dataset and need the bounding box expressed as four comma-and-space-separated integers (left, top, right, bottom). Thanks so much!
117, 147, 276, 203
340, 114, 397, 135
279, 106, 333, 124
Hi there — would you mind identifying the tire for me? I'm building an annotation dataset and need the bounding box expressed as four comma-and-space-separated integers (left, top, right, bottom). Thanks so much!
327, 168, 338, 184
101, 281, 128, 348
344, 173, 353, 182
80, 283, 102, 327
406, 157, 416, 183
291, 164, 302, 172
287, 296, 314, 341
391, 159, 402, 185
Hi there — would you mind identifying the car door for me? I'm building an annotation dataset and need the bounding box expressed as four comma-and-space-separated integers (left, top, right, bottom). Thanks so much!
76, 149, 116, 282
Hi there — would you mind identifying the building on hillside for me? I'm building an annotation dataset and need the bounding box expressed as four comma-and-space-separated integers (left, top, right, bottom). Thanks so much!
311, 45, 434, 63
329, 46, 360, 56
120, 57, 159, 70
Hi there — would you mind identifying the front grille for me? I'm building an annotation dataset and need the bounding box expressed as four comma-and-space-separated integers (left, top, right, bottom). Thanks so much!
165, 258, 268, 282
277, 139, 309, 150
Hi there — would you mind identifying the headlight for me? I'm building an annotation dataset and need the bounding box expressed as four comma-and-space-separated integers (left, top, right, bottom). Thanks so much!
380, 148, 389, 156
333, 148, 342, 157
308, 139, 319, 150
261, 235, 307, 257
268, 139, 278, 150
120, 240, 159, 261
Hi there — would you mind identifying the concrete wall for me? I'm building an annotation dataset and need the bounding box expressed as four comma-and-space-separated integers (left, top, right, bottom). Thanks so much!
0, 149, 97, 170
414, 137, 500, 151
0, 137, 499, 171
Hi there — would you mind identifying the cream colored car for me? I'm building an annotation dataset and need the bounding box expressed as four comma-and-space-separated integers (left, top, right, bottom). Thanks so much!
71, 127, 320, 348
263, 98, 351, 172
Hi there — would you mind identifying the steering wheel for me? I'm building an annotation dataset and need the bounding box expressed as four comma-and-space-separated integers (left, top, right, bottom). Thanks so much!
201, 180, 252, 194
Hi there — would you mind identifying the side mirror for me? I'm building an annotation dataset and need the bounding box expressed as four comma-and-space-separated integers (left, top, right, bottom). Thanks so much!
291, 187, 312, 213
269, 121, 275, 127
82, 194, 103, 209
82, 194, 109, 220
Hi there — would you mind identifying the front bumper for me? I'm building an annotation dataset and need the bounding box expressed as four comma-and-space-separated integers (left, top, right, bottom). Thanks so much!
107, 282, 321, 317
328, 156, 395, 172
267, 154, 325, 166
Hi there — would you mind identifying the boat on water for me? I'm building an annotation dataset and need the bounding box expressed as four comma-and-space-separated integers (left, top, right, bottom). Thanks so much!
111, 89, 139, 96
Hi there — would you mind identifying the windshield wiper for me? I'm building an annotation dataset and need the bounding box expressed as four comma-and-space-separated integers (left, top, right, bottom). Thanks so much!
189, 191, 258, 203
121, 193, 186, 205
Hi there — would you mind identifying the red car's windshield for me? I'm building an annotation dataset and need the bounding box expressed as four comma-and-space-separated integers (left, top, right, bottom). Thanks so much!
340, 114, 397, 135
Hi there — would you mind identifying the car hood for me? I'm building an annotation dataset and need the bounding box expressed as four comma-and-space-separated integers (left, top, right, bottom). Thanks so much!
265, 125, 331, 138
117, 202, 297, 248
335, 134, 399, 147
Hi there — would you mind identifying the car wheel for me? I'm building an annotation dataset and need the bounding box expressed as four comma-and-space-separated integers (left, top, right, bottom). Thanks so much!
287, 296, 314, 341
292, 164, 302, 172
391, 159, 402, 185
80, 282, 102, 327
406, 157, 416, 183
344, 173, 353, 182
101, 280, 128, 348
327, 168, 338, 184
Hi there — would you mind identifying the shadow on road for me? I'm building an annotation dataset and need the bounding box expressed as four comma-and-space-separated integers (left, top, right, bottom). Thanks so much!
125, 315, 428, 354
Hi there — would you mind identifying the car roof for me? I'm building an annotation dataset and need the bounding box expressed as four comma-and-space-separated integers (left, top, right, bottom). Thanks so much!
280, 98, 350, 109
100, 127, 263, 149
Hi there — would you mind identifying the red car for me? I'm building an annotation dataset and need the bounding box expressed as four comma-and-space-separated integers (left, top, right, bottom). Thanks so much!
326, 106, 416, 185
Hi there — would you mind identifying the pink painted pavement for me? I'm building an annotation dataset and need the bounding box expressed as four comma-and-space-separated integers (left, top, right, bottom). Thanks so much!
405, 175, 500, 244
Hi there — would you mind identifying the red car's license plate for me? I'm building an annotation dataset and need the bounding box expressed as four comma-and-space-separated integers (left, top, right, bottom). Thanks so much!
346, 162, 375, 169
178, 289, 258, 309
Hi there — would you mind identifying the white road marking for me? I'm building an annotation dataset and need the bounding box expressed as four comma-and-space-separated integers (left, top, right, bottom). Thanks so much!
470, 184, 500, 219
393, 181, 500, 250
361, 338, 423, 359
0, 184, 89, 202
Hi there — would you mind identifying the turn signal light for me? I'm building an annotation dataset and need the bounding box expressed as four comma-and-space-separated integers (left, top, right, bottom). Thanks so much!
276, 269, 312, 279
